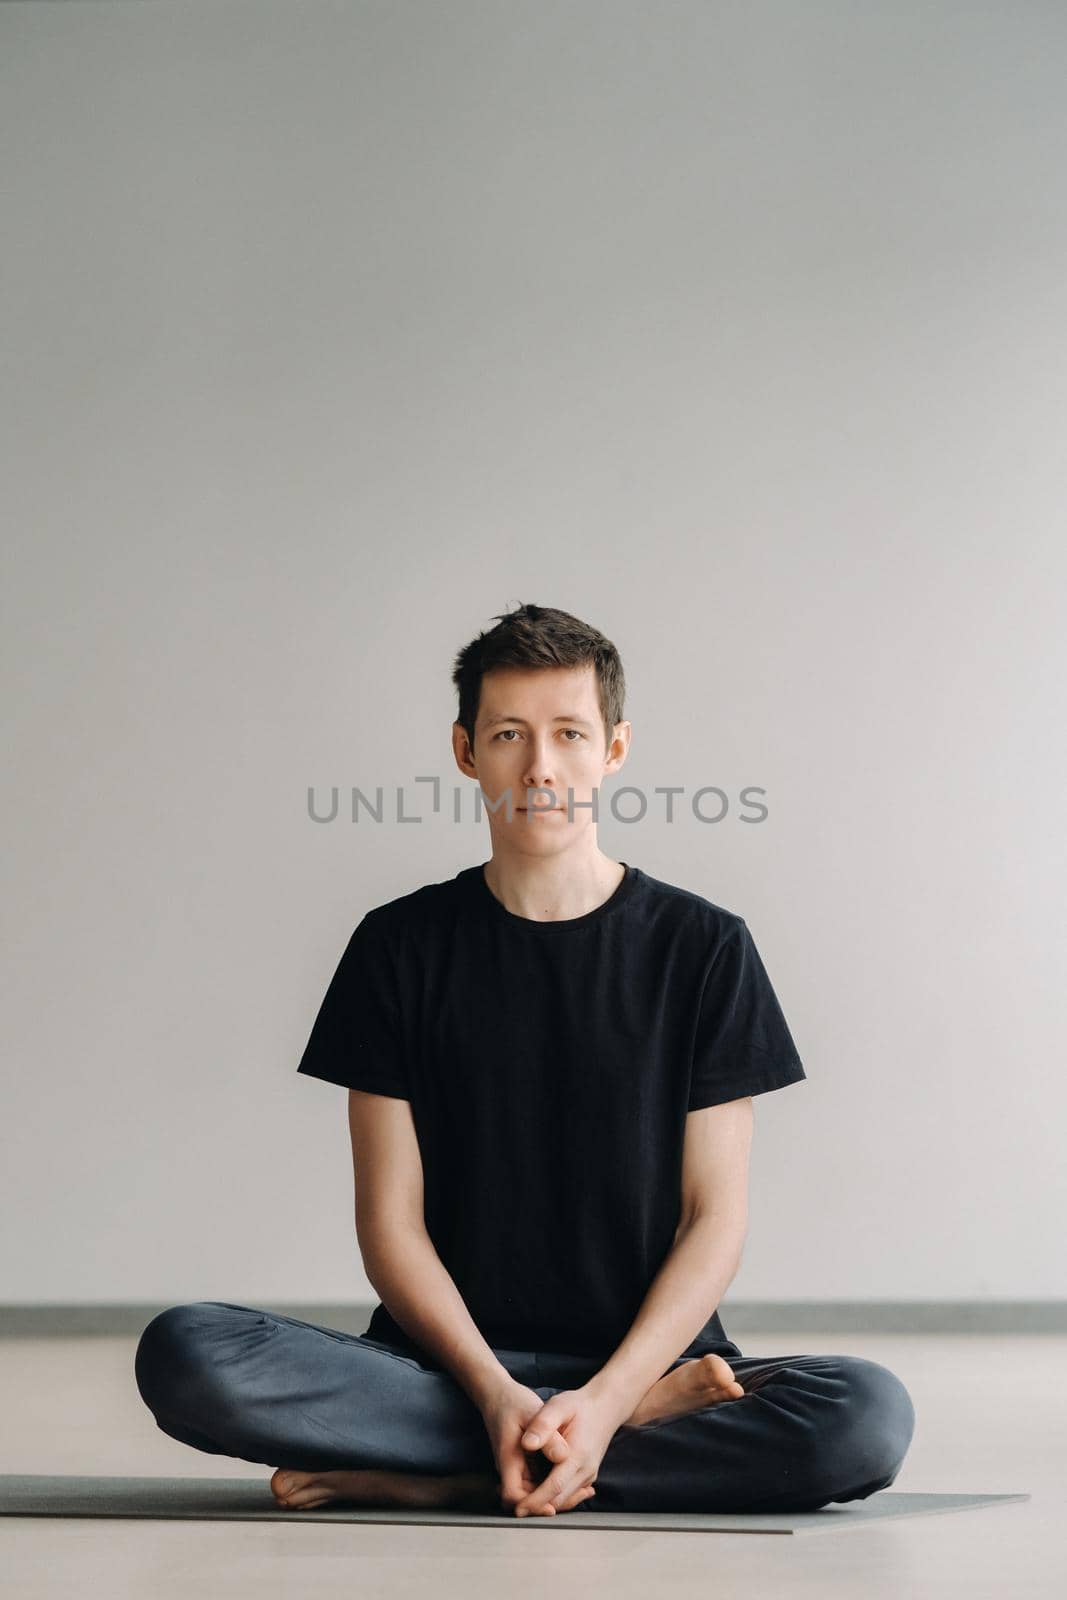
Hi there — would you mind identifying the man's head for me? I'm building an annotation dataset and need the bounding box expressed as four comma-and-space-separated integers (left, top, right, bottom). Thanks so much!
450, 603, 630, 845
452, 603, 625, 756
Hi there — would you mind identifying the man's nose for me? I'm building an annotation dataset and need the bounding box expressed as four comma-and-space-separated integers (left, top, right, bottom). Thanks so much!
522, 752, 558, 796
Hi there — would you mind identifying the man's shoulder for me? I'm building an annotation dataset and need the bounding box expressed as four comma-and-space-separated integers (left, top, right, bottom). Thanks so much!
357, 869, 470, 938
632, 864, 748, 944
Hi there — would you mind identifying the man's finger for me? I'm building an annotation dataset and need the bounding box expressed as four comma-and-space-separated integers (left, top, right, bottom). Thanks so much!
525, 1428, 569, 1465
521, 1419, 569, 1453
502, 1460, 534, 1493
515, 1466, 580, 1518
501, 1471, 537, 1508
520, 1412, 571, 1448
499, 1442, 538, 1507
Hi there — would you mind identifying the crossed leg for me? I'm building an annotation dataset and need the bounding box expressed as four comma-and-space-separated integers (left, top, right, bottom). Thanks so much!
270, 1351, 746, 1512
135, 1304, 915, 1518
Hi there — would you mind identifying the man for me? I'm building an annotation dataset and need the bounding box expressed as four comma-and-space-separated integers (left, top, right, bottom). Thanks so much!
135, 602, 915, 1517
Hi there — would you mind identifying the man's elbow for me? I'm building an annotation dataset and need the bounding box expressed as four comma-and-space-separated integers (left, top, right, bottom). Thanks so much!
675, 1209, 748, 1264
357, 1212, 429, 1286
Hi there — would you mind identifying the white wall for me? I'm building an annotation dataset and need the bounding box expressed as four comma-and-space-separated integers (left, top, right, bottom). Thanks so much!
3, 0, 1064, 1308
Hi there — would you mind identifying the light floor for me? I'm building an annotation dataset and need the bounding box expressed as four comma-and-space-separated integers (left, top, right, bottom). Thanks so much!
1, 1329, 1061, 1599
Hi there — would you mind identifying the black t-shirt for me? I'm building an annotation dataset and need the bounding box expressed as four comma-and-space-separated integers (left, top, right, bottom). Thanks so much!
296, 861, 806, 1363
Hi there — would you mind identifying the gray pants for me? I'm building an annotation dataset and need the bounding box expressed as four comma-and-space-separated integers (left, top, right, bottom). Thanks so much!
134, 1301, 916, 1514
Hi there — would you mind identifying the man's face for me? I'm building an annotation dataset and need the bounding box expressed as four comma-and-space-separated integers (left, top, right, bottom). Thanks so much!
452, 663, 629, 849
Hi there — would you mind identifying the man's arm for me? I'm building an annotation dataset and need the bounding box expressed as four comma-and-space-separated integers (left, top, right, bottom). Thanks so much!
349, 1089, 512, 1408
583, 1096, 753, 1422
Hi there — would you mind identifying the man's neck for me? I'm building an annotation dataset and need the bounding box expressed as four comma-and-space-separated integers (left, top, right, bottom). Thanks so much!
482, 852, 626, 923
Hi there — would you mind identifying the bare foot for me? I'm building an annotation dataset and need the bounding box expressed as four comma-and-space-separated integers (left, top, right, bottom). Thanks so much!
270, 1465, 499, 1513
624, 1353, 746, 1428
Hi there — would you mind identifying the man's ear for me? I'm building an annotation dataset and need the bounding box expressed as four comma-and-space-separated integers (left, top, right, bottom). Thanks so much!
605, 721, 631, 771
452, 720, 477, 778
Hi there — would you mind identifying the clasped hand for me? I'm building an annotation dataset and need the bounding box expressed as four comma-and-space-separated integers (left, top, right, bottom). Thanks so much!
481, 1379, 624, 1517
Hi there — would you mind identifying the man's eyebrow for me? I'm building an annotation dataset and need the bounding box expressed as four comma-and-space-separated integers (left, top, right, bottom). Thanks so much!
483, 714, 595, 727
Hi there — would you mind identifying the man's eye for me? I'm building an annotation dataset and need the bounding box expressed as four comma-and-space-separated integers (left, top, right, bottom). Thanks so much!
493, 729, 585, 741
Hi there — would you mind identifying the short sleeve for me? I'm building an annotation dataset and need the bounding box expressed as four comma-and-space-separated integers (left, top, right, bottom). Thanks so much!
687, 918, 806, 1111
296, 912, 409, 1099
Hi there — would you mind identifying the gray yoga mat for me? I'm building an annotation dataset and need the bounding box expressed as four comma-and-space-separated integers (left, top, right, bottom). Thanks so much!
0, 1476, 1029, 1536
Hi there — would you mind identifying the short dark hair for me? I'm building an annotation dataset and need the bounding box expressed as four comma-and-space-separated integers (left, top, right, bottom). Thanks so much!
451, 602, 626, 755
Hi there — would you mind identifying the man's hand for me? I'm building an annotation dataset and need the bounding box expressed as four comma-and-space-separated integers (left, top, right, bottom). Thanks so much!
512, 1387, 623, 1516
478, 1377, 579, 1514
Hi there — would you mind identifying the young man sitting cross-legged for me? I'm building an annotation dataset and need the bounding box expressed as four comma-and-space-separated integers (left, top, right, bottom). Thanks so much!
135, 602, 915, 1517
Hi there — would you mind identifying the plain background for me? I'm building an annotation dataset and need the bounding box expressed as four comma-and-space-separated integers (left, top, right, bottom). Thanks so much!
2, 0, 1064, 1311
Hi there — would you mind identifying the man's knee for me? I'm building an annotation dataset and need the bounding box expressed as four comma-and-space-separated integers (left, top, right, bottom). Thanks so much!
821, 1356, 916, 1498
134, 1301, 231, 1416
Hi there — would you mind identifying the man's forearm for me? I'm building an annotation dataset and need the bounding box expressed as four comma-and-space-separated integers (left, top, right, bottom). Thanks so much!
361, 1226, 512, 1409
583, 1214, 746, 1423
